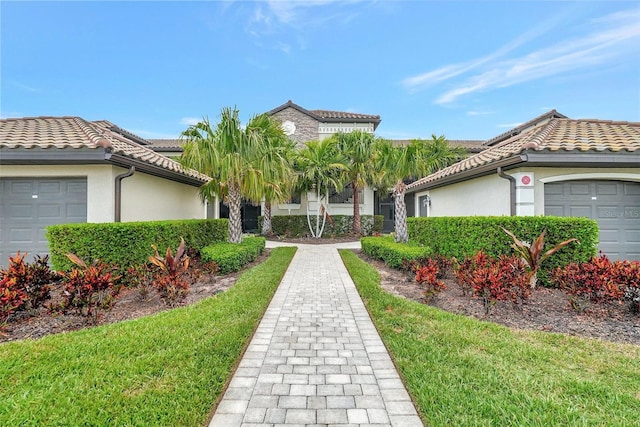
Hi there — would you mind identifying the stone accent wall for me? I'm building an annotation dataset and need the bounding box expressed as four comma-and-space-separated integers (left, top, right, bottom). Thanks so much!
271, 107, 319, 145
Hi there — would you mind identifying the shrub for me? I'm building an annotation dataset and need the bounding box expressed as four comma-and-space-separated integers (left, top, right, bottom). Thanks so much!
55, 254, 121, 322
47, 219, 228, 271
455, 251, 530, 314
413, 260, 446, 300
201, 237, 266, 274
149, 238, 190, 307
124, 264, 155, 301
0, 253, 59, 321
552, 254, 632, 312
263, 215, 384, 237
0, 265, 28, 323
361, 236, 433, 269
408, 216, 598, 286
502, 228, 578, 289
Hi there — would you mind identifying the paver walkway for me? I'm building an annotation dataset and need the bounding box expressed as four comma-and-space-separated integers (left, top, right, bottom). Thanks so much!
209, 241, 423, 427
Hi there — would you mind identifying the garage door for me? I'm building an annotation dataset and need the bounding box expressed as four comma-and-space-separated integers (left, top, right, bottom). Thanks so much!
0, 178, 87, 267
545, 180, 640, 261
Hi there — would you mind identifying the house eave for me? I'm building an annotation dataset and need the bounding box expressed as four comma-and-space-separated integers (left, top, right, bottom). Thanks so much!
406, 155, 526, 193
107, 153, 208, 187
523, 151, 640, 168
0, 147, 109, 164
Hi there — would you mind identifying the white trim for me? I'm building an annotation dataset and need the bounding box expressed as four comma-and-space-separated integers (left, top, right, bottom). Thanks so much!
540, 173, 640, 183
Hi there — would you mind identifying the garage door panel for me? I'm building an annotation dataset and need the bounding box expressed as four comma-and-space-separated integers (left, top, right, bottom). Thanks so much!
38, 181, 62, 195
545, 180, 640, 261
569, 206, 592, 217
545, 205, 565, 216
8, 204, 34, 218
1, 178, 87, 268
9, 181, 33, 195
569, 183, 591, 195
625, 183, 640, 196
596, 183, 618, 195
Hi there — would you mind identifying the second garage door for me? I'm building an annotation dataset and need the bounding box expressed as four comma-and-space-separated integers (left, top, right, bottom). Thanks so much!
0, 178, 87, 267
544, 180, 640, 261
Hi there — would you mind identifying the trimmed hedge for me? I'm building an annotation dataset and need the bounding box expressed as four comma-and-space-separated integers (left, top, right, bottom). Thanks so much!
361, 236, 433, 269
201, 236, 266, 274
408, 216, 599, 283
47, 219, 228, 271
260, 215, 383, 237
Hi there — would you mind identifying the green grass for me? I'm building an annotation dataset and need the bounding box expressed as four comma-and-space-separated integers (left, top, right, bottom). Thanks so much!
0, 247, 296, 427
340, 250, 640, 426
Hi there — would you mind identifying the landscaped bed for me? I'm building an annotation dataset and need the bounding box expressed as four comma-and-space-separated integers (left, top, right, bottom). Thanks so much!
362, 251, 640, 345
340, 249, 640, 426
0, 247, 296, 426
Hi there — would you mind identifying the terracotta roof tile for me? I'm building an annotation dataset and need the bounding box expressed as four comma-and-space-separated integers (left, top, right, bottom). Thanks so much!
0, 116, 209, 183
310, 109, 381, 121
407, 118, 640, 190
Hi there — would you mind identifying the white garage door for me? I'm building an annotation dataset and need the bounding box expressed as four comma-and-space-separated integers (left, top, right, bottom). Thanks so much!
545, 180, 640, 261
0, 178, 87, 267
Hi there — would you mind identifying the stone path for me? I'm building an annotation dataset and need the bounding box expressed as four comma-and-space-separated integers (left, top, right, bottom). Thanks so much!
208, 241, 423, 427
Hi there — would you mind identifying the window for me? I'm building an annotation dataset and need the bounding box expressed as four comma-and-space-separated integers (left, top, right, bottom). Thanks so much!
329, 184, 364, 204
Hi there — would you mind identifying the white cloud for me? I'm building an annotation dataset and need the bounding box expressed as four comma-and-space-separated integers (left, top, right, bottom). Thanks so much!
10, 81, 38, 93
403, 7, 640, 105
180, 117, 201, 126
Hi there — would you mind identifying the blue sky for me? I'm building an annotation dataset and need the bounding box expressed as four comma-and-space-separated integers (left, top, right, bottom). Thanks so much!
2, 1, 639, 141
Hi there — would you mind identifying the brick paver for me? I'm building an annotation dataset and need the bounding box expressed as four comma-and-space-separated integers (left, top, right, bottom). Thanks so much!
209, 242, 423, 427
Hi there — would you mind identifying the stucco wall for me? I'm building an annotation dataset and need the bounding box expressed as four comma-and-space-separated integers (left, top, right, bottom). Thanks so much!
414, 174, 511, 217
411, 167, 640, 218
118, 167, 205, 221
1, 164, 206, 223
271, 107, 319, 144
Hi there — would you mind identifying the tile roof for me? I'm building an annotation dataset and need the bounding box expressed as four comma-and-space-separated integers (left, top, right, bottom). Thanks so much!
407, 118, 640, 191
309, 109, 381, 121
484, 109, 567, 146
0, 116, 210, 184
268, 100, 381, 129
146, 139, 184, 151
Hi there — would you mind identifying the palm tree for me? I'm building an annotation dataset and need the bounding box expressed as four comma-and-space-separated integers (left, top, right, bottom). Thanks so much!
179, 107, 264, 243
377, 135, 465, 243
247, 114, 297, 236
333, 130, 380, 235
295, 139, 347, 238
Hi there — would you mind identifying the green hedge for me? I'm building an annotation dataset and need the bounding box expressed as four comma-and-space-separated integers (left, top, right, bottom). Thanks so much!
47, 219, 228, 271
408, 216, 599, 281
201, 236, 266, 274
260, 215, 383, 237
361, 236, 433, 269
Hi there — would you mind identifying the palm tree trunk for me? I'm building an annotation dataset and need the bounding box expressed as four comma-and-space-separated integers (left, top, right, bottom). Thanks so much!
315, 184, 321, 238
352, 181, 361, 235
262, 201, 272, 236
228, 183, 243, 243
393, 181, 408, 243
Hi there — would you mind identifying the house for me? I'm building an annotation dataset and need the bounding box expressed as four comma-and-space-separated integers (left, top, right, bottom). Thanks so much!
0, 116, 211, 266
405, 111, 640, 261
266, 100, 382, 226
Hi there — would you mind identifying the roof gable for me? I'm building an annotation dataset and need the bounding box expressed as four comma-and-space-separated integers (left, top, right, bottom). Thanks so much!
407, 117, 640, 192
484, 109, 567, 147
268, 100, 381, 130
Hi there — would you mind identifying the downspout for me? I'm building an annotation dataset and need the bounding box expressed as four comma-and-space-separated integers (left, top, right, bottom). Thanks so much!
497, 167, 516, 216
115, 166, 135, 222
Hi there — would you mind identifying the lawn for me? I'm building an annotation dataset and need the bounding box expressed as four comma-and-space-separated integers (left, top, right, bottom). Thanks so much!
0, 246, 296, 426
340, 250, 640, 426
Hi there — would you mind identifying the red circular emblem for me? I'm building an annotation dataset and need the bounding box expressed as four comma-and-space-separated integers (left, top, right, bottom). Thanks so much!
521, 176, 531, 185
